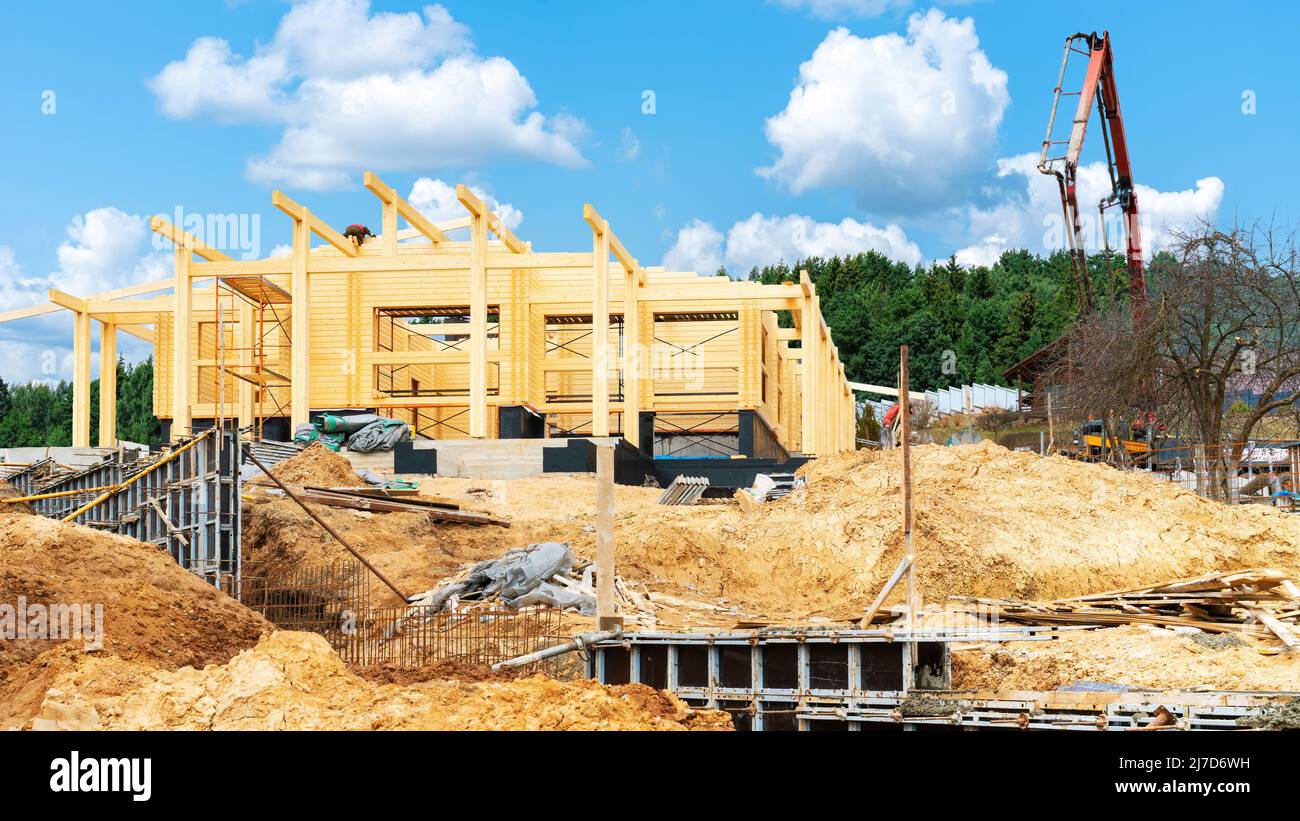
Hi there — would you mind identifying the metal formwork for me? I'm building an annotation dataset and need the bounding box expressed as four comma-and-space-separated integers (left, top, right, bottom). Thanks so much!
1, 457, 59, 496
590, 629, 1299, 731
25, 429, 242, 587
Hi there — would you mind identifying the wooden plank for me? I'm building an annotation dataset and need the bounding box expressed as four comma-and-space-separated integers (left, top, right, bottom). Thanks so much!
859, 556, 912, 627
1251, 608, 1300, 649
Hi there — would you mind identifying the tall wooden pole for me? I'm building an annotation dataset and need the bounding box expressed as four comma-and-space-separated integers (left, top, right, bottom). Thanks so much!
71, 309, 91, 448
595, 443, 621, 631
469, 208, 488, 438
289, 213, 311, 431
900, 345, 916, 644
97, 320, 117, 447
172, 242, 191, 441
592, 221, 611, 437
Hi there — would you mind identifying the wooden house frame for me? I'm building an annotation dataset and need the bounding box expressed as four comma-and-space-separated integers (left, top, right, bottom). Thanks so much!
0, 173, 855, 457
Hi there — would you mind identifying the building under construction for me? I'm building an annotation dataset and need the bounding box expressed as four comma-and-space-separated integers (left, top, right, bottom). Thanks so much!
0, 173, 856, 475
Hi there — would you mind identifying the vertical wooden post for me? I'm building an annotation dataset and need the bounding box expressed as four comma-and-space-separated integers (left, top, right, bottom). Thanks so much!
290, 211, 311, 431
238, 301, 255, 431
1046, 392, 1055, 453
172, 243, 192, 441
381, 200, 397, 256
595, 443, 621, 631
71, 309, 91, 448
592, 220, 610, 437
469, 208, 488, 438
799, 273, 816, 455
97, 320, 117, 448
624, 267, 640, 448
900, 345, 916, 644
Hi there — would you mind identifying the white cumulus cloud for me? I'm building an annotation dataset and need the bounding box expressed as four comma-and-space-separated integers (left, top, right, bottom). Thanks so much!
954, 153, 1225, 267
407, 178, 523, 231
0, 210, 165, 384
662, 220, 726, 276
759, 11, 1009, 214
149, 0, 586, 190
663, 213, 920, 276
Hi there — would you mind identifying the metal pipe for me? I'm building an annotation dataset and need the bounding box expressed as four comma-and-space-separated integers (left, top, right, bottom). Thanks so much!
243, 446, 411, 603
1, 483, 120, 504
62, 428, 217, 523
490, 629, 622, 671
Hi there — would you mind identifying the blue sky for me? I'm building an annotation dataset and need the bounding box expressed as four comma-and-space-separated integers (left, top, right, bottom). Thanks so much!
1, 0, 1296, 382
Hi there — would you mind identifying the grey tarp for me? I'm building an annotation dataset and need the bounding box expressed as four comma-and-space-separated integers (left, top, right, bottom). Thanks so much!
346, 419, 411, 452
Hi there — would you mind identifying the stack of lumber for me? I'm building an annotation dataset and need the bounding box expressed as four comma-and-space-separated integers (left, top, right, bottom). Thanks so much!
952, 569, 1300, 648
258, 483, 510, 527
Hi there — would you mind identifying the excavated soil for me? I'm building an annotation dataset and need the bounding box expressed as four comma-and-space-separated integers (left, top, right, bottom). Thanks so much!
240, 441, 1300, 624
953, 625, 1300, 691
0, 512, 274, 727
288, 441, 1300, 625
0, 513, 271, 674
0, 480, 34, 515
265, 443, 362, 488
12, 631, 731, 731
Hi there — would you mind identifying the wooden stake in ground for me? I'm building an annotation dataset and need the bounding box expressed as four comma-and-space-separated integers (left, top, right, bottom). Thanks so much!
899, 345, 916, 642
1046, 392, 1055, 454
595, 443, 622, 631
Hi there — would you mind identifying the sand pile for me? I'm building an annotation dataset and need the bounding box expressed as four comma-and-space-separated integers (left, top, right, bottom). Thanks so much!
0, 514, 271, 674
0, 480, 34, 515
953, 625, 1300, 691
13, 631, 731, 731
267, 443, 361, 488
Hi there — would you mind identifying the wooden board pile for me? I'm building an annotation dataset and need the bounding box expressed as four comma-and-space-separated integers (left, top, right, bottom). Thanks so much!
257, 483, 510, 527
952, 569, 1300, 650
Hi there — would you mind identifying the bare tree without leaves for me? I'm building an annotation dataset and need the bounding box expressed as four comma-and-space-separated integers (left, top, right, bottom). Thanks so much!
1048, 222, 1300, 497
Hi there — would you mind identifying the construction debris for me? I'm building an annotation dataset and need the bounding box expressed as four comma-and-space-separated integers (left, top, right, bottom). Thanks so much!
658, 475, 709, 505
295, 486, 509, 526
951, 568, 1300, 645
408, 542, 658, 625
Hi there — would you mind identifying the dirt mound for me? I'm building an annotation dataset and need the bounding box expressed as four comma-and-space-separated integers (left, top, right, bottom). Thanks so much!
953, 625, 1300, 691
0, 480, 34, 515
12, 631, 731, 731
605, 441, 1300, 618
241, 496, 515, 605
0, 514, 271, 676
267, 443, 361, 488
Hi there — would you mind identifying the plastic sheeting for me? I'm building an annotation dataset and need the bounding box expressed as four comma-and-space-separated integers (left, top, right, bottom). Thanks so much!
408, 542, 596, 615
346, 419, 411, 452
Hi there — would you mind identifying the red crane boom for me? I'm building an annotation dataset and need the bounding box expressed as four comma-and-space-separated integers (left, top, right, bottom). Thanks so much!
1039, 31, 1146, 318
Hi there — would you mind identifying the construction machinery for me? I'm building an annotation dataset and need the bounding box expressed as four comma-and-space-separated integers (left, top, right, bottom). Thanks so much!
1039, 31, 1146, 318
